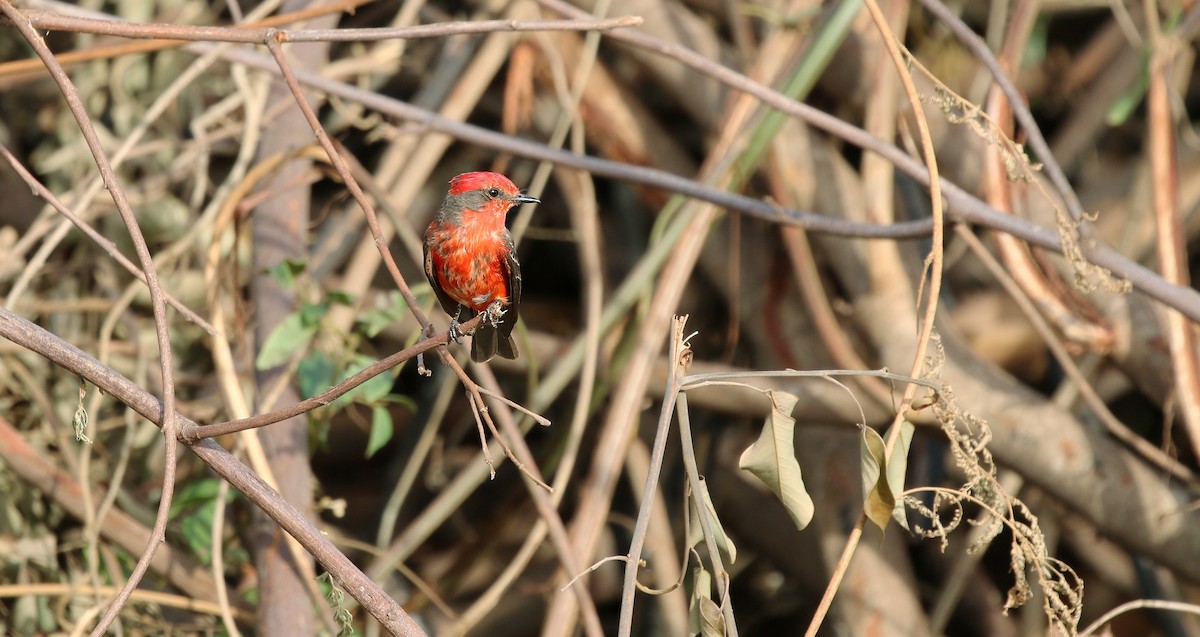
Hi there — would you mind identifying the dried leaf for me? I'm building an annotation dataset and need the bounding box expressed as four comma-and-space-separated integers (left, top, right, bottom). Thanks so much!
738, 391, 814, 530
860, 425, 891, 534
861, 420, 915, 534
888, 420, 915, 529
688, 564, 724, 637
687, 477, 736, 564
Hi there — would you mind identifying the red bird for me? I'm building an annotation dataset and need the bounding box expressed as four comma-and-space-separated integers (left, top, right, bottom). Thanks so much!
423, 171, 540, 362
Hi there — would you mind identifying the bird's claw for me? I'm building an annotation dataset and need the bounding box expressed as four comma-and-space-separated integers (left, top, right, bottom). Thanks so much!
448, 317, 465, 343
484, 301, 507, 327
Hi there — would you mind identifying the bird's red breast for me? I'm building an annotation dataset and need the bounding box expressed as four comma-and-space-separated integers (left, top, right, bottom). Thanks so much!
425, 221, 513, 312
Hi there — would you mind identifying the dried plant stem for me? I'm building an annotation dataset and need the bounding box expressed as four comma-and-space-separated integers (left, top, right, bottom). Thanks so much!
15, 8, 642, 44
1145, 19, 1200, 460
805, 0, 944, 632
618, 316, 688, 636
1079, 599, 1200, 637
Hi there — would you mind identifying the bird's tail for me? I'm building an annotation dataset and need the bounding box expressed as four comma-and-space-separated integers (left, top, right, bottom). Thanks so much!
471, 324, 518, 363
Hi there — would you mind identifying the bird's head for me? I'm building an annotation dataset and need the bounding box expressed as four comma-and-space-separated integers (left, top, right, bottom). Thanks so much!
439, 171, 540, 224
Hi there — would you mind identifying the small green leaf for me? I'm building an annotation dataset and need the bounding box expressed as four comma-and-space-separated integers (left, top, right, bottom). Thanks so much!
179, 500, 216, 564
299, 300, 331, 327
356, 291, 409, 338
256, 311, 317, 370
860, 426, 892, 534
328, 290, 355, 306
298, 351, 336, 400
170, 478, 234, 565
738, 390, 814, 530
331, 354, 394, 409
170, 478, 223, 516
366, 407, 393, 458
686, 477, 736, 564
267, 258, 307, 288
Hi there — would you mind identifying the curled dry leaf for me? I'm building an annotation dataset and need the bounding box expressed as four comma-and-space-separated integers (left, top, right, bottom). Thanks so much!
737, 390, 814, 530
860, 420, 915, 535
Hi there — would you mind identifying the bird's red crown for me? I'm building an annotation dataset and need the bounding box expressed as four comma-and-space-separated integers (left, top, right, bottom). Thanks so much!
448, 171, 521, 197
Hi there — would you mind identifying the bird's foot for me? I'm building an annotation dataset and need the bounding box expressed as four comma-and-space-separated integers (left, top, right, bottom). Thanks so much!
448, 317, 465, 343
484, 301, 507, 327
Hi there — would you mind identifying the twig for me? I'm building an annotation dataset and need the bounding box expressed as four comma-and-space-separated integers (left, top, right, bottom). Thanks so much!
182, 314, 480, 440
914, 0, 1088, 225
210, 477, 241, 637
1078, 599, 1200, 637
617, 316, 690, 637
1144, 15, 1200, 460
475, 385, 551, 426
0, 583, 252, 622
15, 9, 644, 44
0, 0, 373, 81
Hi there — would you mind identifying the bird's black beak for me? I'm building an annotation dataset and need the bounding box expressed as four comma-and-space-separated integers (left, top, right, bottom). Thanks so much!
511, 194, 541, 205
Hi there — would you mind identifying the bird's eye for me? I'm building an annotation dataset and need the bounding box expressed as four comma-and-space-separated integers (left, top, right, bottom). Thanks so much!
487, 188, 501, 198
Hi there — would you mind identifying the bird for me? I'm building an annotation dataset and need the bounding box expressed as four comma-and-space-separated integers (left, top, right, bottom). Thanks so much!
423, 171, 540, 363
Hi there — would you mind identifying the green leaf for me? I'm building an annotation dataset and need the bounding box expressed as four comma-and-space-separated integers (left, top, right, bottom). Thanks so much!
169, 478, 234, 565
299, 300, 331, 327
887, 420, 915, 530
738, 390, 814, 530
366, 407, 393, 458
298, 351, 336, 400
331, 354, 394, 409
170, 478, 223, 516
686, 477, 736, 564
356, 291, 409, 338
860, 426, 892, 534
267, 258, 307, 288
328, 290, 355, 306
256, 311, 317, 370
179, 499, 216, 564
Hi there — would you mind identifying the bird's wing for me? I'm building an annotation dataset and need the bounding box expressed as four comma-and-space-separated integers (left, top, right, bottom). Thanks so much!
499, 233, 521, 339
424, 233, 464, 317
